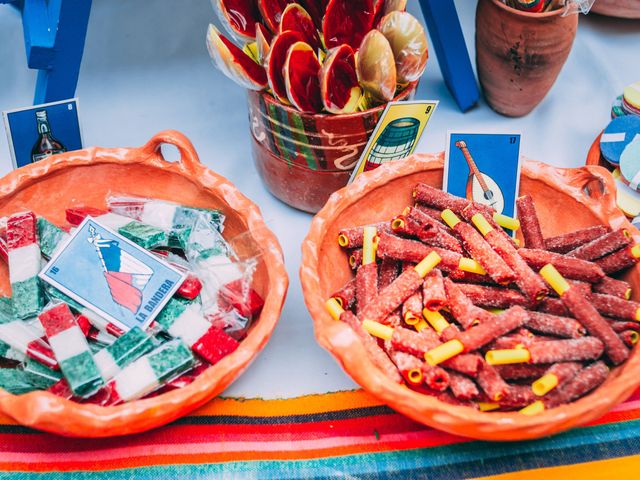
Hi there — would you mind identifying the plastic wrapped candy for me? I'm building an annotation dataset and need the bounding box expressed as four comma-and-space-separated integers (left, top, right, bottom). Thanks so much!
155, 298, 239, 364
90, 326, 158, 382
0, 298, 58, 370
38, 302, 105, 397
101, 339, 196, 405
36, 217, 70, 259
6, 211, 44, 319
183, 213, 261, 320
106, 195, 225, 246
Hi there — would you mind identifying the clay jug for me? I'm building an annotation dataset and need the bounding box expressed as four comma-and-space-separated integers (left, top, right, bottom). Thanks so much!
476, 0, 578, 117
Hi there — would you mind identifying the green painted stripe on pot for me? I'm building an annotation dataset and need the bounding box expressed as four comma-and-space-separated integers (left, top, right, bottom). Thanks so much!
288, 110, 318, 171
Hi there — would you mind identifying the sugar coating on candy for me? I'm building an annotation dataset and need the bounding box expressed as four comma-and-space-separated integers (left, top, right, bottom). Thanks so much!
193, 326, 239, 365
526, 311, 586, 338
118, 221, 167, 249
0, 340, 26, 362
157, 300, 211, 344
356, 262, 378, 314
65, 207, 108, 226
527, 337, 604, 364
45, 285, 119, 335
11, 278, 44, 320
516, 195, 544, 249
545, 226, 610, 254
445, 215, 515, 285
0, 368, 39, 395
36, 217, 69, 259
39, 303, 104, 396
93, 326, 155, 380
7, 212, 43, 319
146, 340, 194, 383
561, 287, 629, 365
22, 359, 62, 389
519, 249, 605, 283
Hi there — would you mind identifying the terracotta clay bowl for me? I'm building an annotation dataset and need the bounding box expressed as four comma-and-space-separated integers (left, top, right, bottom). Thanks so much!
0, 130, 288, 437
300, 153, 640, 441
586, 131, 615, 170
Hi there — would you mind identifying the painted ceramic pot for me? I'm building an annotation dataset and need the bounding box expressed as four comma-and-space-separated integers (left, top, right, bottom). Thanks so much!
476, 0, 578, 117
591, 0, 640, 18
0, 130, 288, 437
248, 84, 416, 213
301, 153, 640, 441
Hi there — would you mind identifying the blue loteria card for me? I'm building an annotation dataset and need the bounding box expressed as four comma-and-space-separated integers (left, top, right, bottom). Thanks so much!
39, 218, 185, 331
443, 132, 522, 218
3, 98, 83, 169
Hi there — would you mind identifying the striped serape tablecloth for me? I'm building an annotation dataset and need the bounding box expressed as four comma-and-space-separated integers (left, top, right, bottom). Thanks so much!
0, 388, 639, 479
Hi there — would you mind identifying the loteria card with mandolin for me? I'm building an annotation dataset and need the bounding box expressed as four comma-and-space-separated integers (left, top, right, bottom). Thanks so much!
443, 132, 522, 218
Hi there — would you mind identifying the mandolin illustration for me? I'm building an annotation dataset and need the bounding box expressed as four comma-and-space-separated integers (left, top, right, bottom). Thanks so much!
455, 140, 505, 213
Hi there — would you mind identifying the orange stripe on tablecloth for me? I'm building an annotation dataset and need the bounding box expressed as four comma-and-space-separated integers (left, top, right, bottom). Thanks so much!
188, 390, 383, 417
472, 454, 640, 480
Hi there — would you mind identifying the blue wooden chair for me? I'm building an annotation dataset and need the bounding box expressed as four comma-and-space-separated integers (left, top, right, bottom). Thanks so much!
1, 0, 92, 104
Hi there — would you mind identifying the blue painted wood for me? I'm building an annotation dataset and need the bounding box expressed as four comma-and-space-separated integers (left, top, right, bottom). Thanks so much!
33, 0, 92, 104
22, 0, 56, 69
3, 0, 91, 104
419, 0, 480, 112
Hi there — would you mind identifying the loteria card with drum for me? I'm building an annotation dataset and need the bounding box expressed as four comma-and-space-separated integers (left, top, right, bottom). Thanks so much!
348, 100, 438, 183
39, 218, 185, 331
443, 132, 522, 217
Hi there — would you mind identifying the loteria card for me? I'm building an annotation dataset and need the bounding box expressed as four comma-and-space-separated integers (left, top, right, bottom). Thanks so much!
3, 98, 83, 169
348, 100, 438, 183
39, 218, 185, 331
443, 132, 522, 217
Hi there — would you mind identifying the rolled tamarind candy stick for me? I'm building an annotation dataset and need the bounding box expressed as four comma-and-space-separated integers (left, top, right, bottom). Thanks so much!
355, 227, 378, 315
545, 225, 611, 254
541, 264, 629, 365
595, 245, 640, 275
592, 276, 632, 300
516, 195, 545, 249
358, 252, 441, 324
422, 269, 446, 311
337, 222, 390, 249
325, 300, 402, 384
471, 213, 548, 303
441, 209, 516, 285
518, 248, 605, 283
566, 229, 632, 261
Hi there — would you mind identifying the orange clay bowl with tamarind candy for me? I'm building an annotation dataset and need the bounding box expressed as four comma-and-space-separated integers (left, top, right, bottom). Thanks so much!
300, 152, 640, 441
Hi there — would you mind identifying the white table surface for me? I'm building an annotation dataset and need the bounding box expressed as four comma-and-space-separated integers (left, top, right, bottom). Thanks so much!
0, 0, 639, 399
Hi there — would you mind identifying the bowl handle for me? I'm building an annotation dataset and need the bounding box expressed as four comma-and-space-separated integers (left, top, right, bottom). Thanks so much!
139, 130, 202, 175
569, 165, 611, 202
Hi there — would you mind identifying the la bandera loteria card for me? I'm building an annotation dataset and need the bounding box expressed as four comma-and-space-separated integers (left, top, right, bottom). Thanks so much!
39, 218, 185, 331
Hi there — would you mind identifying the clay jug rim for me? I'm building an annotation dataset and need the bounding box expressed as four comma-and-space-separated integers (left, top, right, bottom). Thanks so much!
488, 0, 567, 18
255, 81, 418, 120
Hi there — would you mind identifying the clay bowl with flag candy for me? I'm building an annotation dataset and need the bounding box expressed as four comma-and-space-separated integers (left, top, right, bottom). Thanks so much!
0, 130, 288, 437
300, 153, 640, 441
